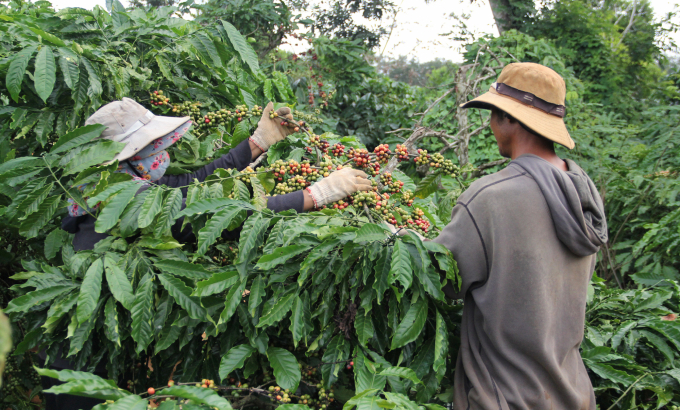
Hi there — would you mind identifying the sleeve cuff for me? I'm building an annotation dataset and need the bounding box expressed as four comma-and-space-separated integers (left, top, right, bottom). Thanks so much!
306, 187, 318, 208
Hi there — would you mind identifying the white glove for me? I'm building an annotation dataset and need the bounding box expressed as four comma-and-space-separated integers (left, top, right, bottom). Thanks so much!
308, 168, 372, 207
249, 102, 297, 151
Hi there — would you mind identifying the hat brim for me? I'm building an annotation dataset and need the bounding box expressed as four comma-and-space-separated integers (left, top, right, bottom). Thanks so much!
461, 87, 575, 149
109, 115, 191, 163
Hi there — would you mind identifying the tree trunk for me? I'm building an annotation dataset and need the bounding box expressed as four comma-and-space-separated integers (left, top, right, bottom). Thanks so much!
487, 0, 513, 34
454, 66, 471, 166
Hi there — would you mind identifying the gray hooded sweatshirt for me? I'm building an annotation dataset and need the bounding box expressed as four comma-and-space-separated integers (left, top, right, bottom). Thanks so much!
434, 154, 607, 410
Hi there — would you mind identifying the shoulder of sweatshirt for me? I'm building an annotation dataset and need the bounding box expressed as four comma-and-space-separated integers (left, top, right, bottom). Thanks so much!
457, 163, 536, 207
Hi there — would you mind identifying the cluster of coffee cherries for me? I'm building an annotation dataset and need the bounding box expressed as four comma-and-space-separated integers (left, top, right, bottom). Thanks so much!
1, 357, 41, 403
316, 385, 336, 407
172, 100, 202, 119
236, 166, 256, 183
386, 206, 410, 225
293, 110, 324, 125
348, 148, 370, 167
374, 144, 391, 163
267, 385, 292, 403
380, 172, 404, 193
198, 379, 216, 389
405, 208, 431, 234
401, 190, 415, 207
430, 152, 459, 175
414, 149, 430, 166
270, 159, 324, 196
395, 144, 410, 161
330, 143, 345, 157
212, 244, 238, 265
350, 190, 380, 208
149, 90, 170, 106
306, 134, 330, 153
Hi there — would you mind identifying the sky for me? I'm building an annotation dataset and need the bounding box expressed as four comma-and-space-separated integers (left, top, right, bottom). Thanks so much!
48, 0, 679, 63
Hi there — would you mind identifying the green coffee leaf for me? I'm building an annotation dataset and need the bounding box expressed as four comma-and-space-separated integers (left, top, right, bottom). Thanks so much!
104, 256, 134, 310
76, 258, 103, 324
131, 275, 154, 353
256, 244, 310, 270
34, 46, 57, 103
6, 46, 37, 103
158, 274, 207, 320
257, 293, 296, 328
155, 260, 211, 280
389, 240, 413, 290
154, 189, 182, 238
193, 270, 239, 297
160, 385, 232, 410
221, 21, 260, 75
390, 297, 427, 349
266, 347, 301, 391
218, 344, 256, 381
138, 187, 163, 229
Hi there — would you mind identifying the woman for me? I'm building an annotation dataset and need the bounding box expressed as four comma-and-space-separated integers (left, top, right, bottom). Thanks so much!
62, 97, 371, 251
44, 98, 371, 409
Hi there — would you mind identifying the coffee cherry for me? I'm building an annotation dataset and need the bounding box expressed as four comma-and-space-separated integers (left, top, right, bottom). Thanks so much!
147, 387, 155, 395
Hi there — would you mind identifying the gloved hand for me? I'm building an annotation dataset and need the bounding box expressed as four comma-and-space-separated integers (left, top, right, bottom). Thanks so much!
308, 168, 372, 207
249, 102, 297, 151
384, 223, 426, 241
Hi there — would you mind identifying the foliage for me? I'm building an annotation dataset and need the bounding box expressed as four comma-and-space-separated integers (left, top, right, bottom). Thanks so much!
310, 0, 394, 49
583, 277, 680, 408
0, 308, 10, 386
281, 36, 423, 149
192, 0, 311, 58
570, 105, 680, 286
526, 0, 670, 113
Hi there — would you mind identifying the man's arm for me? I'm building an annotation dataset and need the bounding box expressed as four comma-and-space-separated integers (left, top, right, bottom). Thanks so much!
433, 202, 489, 299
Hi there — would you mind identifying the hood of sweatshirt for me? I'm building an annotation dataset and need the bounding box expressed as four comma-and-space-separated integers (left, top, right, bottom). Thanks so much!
511, 154, 608, 256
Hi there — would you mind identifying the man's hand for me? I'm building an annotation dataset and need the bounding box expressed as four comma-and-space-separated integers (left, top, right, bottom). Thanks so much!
249, 102, 297, 152
307, 168, 372, 207
384, 223, 426, 241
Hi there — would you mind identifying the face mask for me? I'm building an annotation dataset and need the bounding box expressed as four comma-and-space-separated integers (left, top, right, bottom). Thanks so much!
67, 121, 192, 217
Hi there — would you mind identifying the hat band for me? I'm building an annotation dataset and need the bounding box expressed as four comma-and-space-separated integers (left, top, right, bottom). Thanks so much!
111, 111, 156, 143
494, 82, 566, 118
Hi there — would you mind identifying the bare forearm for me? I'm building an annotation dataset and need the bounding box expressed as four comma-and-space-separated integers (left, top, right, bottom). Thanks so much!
249, 140, 263, 160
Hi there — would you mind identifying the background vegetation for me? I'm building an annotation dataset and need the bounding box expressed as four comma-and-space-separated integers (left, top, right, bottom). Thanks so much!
0, 0, 679, 408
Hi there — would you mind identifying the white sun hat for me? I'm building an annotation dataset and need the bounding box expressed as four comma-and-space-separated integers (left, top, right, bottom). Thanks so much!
85, 97, 190, 164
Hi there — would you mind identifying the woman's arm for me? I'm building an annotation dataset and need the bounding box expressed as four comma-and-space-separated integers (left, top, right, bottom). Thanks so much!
158, 139, 257, 193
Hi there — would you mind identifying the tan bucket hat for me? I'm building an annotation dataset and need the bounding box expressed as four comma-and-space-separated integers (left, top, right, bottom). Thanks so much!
85, 97, 190, 163
461, 62, 575, 149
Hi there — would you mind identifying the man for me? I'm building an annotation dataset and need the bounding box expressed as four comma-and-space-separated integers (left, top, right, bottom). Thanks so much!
434, 63, 608, 409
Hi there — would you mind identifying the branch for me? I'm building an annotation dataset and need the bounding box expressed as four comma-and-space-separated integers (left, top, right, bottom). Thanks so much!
477, 158, 509, 171
249, 152, 268, 169
614, 0, 637, 49
415, 87, 456, 127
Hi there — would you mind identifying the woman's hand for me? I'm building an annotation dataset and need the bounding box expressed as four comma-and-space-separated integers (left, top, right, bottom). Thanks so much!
249, 102, 297, 153
307, 168, 372, 207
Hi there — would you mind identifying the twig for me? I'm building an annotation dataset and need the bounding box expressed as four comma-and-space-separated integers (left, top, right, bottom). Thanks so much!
42, 156, 98, 219
363, 203, 374, 223
249, 152, 267, 169
606, 372, 653, 410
